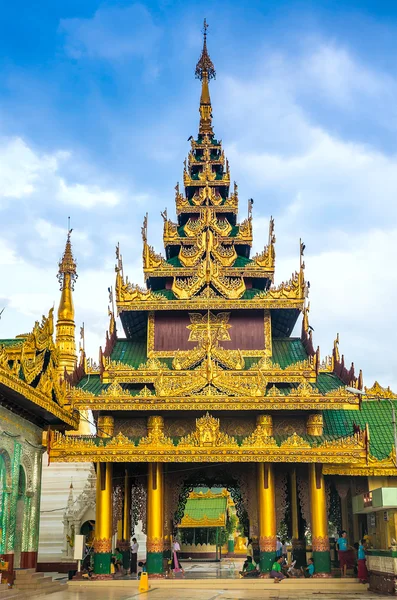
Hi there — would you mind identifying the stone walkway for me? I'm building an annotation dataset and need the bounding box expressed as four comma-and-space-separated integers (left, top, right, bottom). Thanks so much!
29, 589, 383, 600
27, 562, 378, 599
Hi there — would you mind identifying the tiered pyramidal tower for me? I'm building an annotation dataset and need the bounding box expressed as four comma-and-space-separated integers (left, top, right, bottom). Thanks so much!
49, 22, 397, 580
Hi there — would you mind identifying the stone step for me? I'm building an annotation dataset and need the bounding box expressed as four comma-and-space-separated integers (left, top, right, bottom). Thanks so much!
15, 577, 53, 590
0, 587, 26, 599
30, 583, 67, 596
13, 570, 35, 576
14, 573, 43, 581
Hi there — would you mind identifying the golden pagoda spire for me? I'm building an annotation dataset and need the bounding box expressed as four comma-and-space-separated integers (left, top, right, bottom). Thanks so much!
56, 227, 78, 378
195, 19, 216, 135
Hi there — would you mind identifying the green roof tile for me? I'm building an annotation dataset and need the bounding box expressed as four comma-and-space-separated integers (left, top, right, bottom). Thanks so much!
110, 339, 147, 367
272, 338, 308, 368
324, 401, 397, 460
181, 495, 227, 527
76, 375, 104, 394
0, 339, 25, 347
316, 372, 345, 393
167, 256, 182, 267
233, 256, 253, 267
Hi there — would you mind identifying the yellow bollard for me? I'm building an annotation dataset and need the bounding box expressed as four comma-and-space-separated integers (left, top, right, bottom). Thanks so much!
138, 571, 150, 593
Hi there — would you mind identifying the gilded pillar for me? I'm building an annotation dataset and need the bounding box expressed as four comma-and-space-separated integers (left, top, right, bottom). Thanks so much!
258, 462, 276, 573
147, 462, 164, 575
309, 464, 331, 574
290, 468, 306, 567
94, 462, 113, 575
121, 470, 131, 569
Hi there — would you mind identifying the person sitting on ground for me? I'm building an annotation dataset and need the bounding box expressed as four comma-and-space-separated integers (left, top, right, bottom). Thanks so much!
112, 547, 123, 573
302, 557, 315, 578
239, 556, 259, 578
270, 556, 286, 582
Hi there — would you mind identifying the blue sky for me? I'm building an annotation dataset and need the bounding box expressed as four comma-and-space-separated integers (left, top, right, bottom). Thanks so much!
1, 0, 397, 388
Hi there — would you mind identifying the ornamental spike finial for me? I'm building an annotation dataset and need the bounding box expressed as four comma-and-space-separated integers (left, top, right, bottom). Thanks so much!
195, 19, 216, 135
56, 225, 78, 377
57, 226, 77, 291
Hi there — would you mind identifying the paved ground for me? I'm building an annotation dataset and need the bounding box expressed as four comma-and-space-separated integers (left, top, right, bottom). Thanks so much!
28, 561, 377, 600
30, 589, 382, 600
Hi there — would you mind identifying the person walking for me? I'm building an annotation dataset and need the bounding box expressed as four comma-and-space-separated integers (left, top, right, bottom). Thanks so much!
337, 530, 348, 577
130, 537, 139, 576
171, 538, 183, 574
276, 537, 283, 558
246, 538, 256, 566
357, 538, 368, 584
281, 539, 288, 561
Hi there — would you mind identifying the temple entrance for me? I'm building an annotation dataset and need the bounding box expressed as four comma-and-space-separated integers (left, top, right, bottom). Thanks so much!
171, 465, 249, 576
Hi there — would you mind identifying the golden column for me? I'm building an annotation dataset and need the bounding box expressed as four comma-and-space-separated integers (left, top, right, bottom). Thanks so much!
309, 464, 331, 574
94, 462, 113, 575
56, 229, 78, 378
147, 462, 164, 575
258, 462, 276, 572
120, 470, 131, 569
290, 468, 306, 567
93, 416, 114, 575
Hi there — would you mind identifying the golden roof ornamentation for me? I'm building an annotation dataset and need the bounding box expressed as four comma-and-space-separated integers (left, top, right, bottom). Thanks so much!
364, 381, 397, 399
179, 413, 237, 448
57, 229, 77, 291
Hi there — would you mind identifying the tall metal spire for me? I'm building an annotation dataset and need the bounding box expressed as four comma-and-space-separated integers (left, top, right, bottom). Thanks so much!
56, 226, 78, 377
195, 19, 216, 135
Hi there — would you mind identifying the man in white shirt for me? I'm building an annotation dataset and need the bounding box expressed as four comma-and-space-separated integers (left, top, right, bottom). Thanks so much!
130, 537, 139, 575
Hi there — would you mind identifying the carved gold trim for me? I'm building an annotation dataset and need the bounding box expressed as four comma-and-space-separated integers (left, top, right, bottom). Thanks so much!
259, 536, 277, 552
48, 415, 369, 464
0, 367, 78, 429
312, 536, 330, 552
93, 538, 112, 553
147, 538, 164, 553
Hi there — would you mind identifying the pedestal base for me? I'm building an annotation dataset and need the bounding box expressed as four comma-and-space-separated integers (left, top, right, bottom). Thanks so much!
312, 550, 331, 574
259, 551, 275, 573
147, 552, 164, 575
20, 551, 38, 569
94, 552, 112, 575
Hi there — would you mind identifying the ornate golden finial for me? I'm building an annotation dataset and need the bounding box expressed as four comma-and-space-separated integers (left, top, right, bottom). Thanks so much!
195, 19, 216, 81
195, 19, 215, 135
57, 227, 77, 291
56, 225, 78, 377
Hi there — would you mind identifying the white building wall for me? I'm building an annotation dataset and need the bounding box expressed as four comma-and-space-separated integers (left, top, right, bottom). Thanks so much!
38, 456, 93, 563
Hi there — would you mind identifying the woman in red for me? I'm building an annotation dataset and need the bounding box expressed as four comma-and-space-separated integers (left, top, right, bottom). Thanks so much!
357, 538, 368, 584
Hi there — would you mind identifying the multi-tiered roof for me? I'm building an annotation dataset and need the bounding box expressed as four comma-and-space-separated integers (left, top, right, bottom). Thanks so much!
47, 24, 397, 476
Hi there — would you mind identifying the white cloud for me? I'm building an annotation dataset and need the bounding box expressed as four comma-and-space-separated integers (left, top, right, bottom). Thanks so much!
60, 3, 160, 61
0, 137, 58, 200
0, 135, 123, 210
217, 44, 397, 389
57, 179, 119, 208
